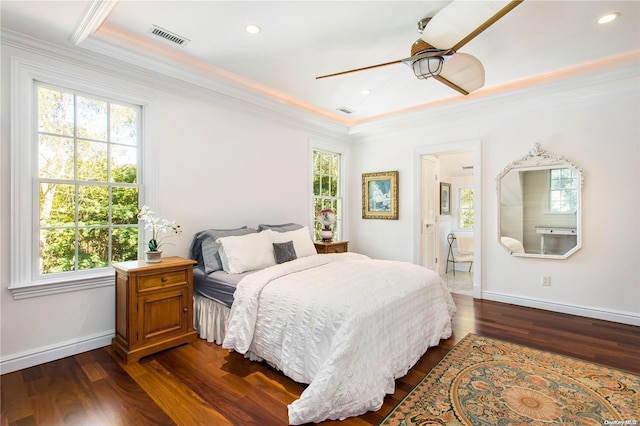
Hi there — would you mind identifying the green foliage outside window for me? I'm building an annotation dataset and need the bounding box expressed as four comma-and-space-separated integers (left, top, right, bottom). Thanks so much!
312, 150, 341, 240
37, 85, 141, 275
459, 188, 474, 230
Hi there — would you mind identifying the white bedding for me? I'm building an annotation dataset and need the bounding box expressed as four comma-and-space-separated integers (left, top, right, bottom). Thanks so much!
222, 253, 456, 424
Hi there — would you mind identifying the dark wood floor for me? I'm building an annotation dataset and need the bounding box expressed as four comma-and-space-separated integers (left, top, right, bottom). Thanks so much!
2, 293, 639, 426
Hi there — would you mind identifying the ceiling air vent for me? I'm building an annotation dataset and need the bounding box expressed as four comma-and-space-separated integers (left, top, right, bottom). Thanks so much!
149, 25, 190, 46
336, 107, 355, 115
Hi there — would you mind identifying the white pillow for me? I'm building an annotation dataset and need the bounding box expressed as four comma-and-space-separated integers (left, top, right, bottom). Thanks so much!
267, 226, 317, 258
216, 231, 276, 274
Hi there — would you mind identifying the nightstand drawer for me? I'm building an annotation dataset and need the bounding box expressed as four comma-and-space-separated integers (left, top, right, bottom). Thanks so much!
325, 244, 347, 253
138, 269, 187, 292
314, 241, 349, 254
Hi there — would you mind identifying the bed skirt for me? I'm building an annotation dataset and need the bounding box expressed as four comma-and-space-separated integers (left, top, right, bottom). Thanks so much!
193, 294, 230, 345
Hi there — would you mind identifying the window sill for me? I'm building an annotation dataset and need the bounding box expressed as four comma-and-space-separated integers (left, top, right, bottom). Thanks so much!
8, 272, 114, 300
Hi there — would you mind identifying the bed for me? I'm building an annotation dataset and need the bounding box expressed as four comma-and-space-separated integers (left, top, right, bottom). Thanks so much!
189, 224, 456, 424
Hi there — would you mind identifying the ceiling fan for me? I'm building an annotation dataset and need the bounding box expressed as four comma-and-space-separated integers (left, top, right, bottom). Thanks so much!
316, 0, 523, 96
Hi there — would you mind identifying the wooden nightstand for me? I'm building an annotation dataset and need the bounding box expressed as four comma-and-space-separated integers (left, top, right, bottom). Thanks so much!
314, 240, 349, 254
111, 256, 198, 363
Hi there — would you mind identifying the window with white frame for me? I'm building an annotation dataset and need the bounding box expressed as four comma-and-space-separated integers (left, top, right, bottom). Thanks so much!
9, 58, 156, 298
458, 187, 474, 230
549, 168, 578, 213
36, 83, 141, 276
312, 149, 342, 240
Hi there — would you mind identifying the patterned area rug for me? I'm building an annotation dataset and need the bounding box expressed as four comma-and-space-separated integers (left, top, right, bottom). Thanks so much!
379, 333, 639, 425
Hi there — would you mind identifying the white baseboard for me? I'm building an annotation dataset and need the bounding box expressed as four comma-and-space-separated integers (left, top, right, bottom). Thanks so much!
481, 291, 640, 326
0, 331, 115, 375
3, 292, 636, 375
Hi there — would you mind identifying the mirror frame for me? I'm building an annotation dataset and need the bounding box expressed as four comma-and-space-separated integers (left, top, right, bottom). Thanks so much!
496, 143, 584, 259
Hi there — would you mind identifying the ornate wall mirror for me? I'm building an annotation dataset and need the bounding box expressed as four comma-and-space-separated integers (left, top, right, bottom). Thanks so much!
496, 144, 583, 259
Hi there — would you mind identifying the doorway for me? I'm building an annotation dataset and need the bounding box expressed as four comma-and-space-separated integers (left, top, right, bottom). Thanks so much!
415, 140, 481, 298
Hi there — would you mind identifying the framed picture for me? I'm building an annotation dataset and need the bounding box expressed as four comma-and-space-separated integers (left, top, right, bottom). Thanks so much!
362, 171, 398, 220
440, 182, 451, 215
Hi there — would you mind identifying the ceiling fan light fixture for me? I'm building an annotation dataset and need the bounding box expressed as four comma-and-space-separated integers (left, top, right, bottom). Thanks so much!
412, 56, 444, 79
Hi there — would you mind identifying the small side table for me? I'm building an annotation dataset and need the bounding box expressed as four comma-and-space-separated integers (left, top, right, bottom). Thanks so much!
111, 256, 197, 363
314, 240, 349, 254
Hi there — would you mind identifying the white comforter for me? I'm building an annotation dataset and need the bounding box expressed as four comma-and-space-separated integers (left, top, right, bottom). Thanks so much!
222, 253, 456, 424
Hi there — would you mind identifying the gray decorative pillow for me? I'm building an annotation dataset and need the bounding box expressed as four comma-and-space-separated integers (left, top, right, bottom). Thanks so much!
273, 241, 297, 264
191, 227, 257, 273
258, 223, 304, 233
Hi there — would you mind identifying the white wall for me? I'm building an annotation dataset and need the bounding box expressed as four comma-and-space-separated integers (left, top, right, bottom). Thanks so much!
349, 64, 640, 325
0, 41, 349, 373
2, 34, 638, 374
155, 89, 320, 256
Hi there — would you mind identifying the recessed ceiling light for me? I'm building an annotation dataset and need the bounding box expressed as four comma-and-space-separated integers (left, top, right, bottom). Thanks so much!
360, 89, 371, 95
596, 12, 620, 24
245, 24, 261, 34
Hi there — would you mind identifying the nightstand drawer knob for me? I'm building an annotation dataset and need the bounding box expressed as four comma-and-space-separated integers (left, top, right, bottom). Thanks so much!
183, 307, 188, 313
161, 277, 167, 283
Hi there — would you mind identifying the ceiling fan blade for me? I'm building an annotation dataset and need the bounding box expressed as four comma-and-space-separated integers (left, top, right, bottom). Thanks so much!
437, 53, 485, 95
434, 75, 469, 96
316, 59, 403, 79
422, 0, 523, 51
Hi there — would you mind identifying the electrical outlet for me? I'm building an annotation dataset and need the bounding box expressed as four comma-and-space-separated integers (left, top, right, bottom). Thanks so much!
541, 275, 551, 286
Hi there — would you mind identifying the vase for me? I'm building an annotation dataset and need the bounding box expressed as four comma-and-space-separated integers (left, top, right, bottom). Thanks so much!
319, 229, 334, 242
317, 209, 336, 227
145, 250, 163, 263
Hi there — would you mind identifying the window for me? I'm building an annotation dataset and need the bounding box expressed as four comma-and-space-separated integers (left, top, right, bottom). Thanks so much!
36, 84, 141, 276
312, 149, 342, 240
549, 168, 578, 213
9, 58, 156, 298
458, 188, 474, 230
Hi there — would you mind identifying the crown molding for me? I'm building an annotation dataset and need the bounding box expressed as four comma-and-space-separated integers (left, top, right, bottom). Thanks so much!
4, 27, 638, 142
348, 54, 640, 138
1, 29, 350, 141
79, 34, 350, 139
69, 0, 119, 45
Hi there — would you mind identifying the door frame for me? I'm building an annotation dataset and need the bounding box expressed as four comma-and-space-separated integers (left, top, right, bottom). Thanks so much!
413, 139, 482, 298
